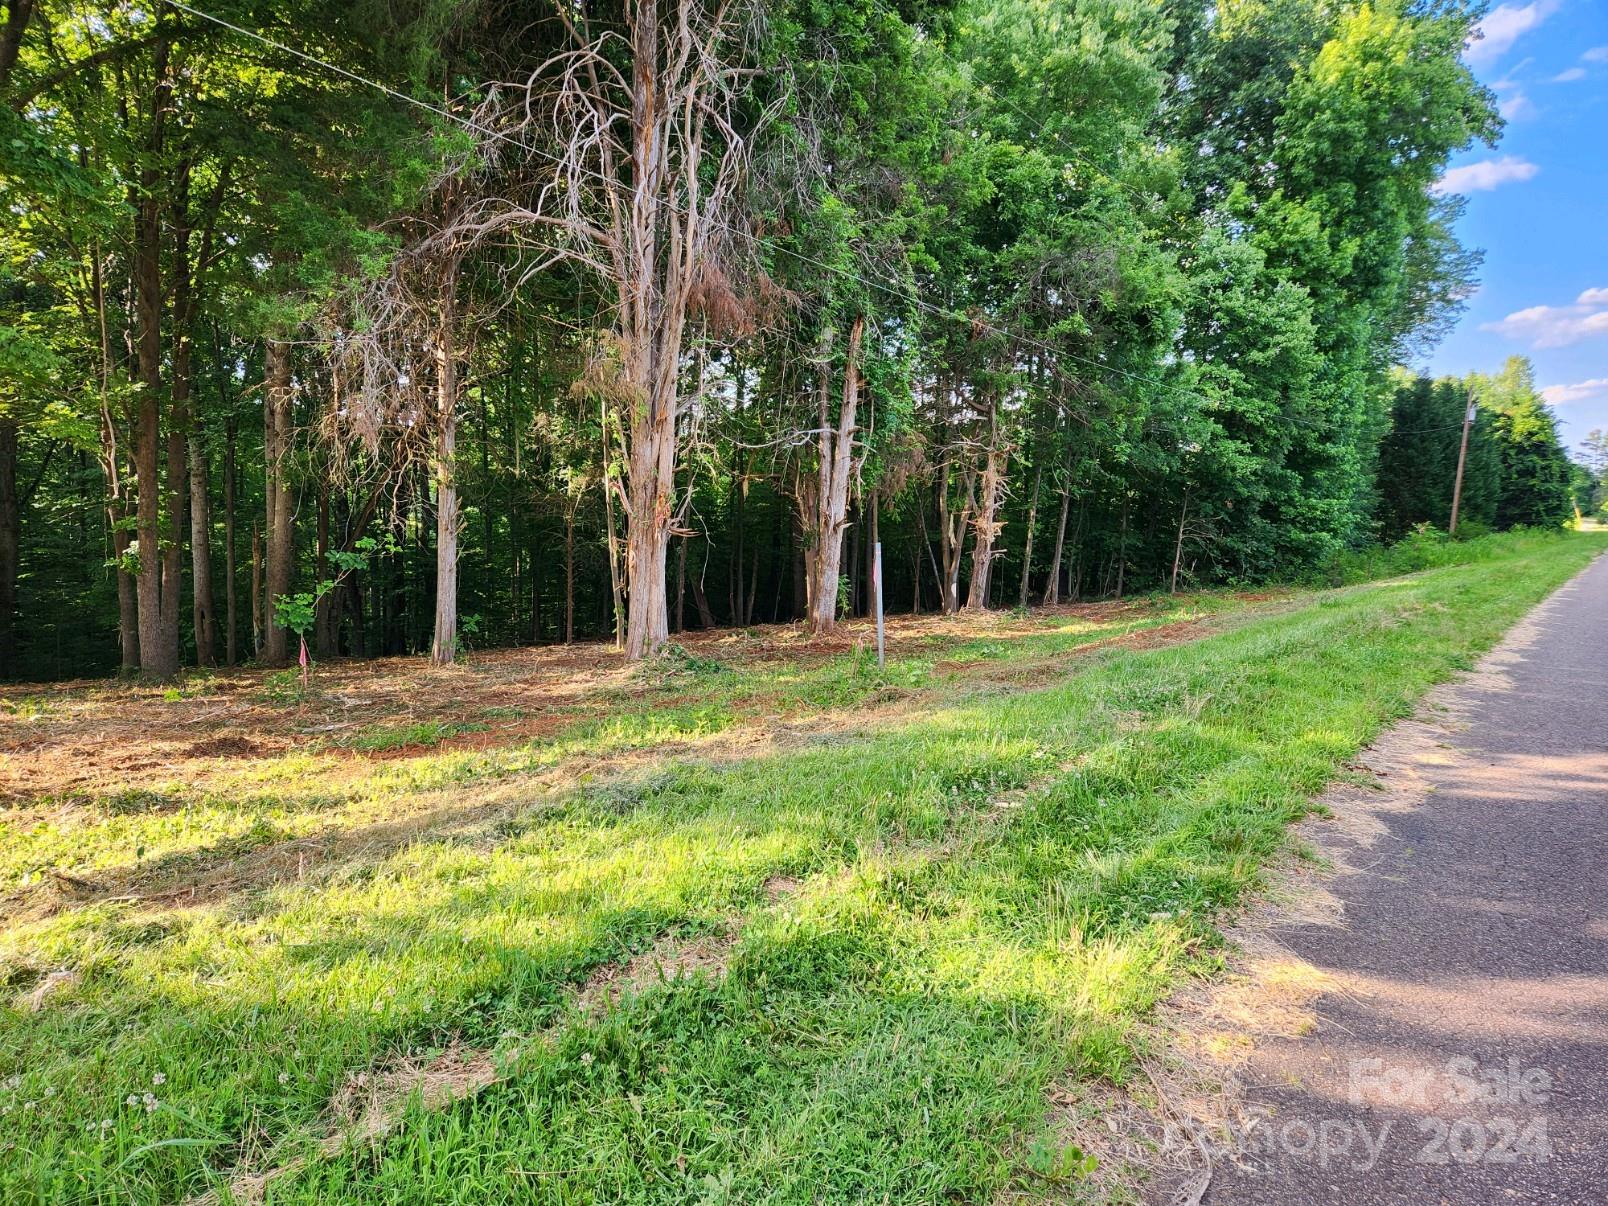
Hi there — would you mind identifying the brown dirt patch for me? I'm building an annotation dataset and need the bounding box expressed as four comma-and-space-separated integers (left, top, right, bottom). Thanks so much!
3, 592, 1287, 924
0, 595, 1245, 808
182, 735, 266, 759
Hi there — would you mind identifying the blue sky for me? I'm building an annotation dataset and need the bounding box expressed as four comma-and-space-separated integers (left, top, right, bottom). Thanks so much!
1422, 1, 1608, 457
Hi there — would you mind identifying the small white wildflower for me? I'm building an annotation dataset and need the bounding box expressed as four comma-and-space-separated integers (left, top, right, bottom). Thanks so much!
142, 1093, 158, 1114
22, 1100, 36, 1111
579, 1052, 594, 1067
100, 1119, 114, 1132
278, 1072, 290, 1085
125, 1094, 139, 1108
43, 1085, 56, 1098
151, 1073, 166, 1087
3, 1074, 18, 1091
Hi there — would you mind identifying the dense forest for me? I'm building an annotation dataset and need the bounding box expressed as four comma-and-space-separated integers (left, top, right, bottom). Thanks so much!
0, 0, 1586, 682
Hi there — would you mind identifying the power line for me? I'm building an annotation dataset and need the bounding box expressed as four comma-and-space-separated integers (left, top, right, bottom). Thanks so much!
161, 0, 1337, 439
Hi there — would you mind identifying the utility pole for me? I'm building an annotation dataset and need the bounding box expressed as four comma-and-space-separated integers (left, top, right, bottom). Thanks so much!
1449, 390, 1476, 536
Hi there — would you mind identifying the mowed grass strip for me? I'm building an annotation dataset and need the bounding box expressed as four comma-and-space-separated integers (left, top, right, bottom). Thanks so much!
0, 593, 1238, 897
0, 531, 1598, 1204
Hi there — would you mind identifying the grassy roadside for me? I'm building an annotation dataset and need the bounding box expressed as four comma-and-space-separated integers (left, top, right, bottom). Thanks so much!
0, 593, 1254, 896
1, 530, 1599, 1203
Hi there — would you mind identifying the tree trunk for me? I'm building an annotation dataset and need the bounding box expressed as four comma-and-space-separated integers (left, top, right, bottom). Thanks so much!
530, 530, 542, 644
131, 280, 171, 674
847, 499, 862, 619
730, 456, 745, 626
690, 552, 716, 630
188, 425, 215, 665
965, 401, 1007, 612
0, 418, 17, 678
223, 415, 237, 665
0, 0, 35, 91
1018, 464, 1041, 610
430, 279, 460, 666
1069, 501, 1086, 601
250, 520, 262, 658
804, 316, 864, 635
622, 440, 671, 658
132, 45, 175, 677
674, 534, 687, 633
160, 177, 192, 671
938, 459, 975, 616
1043, 487, 1070, 606
1170, 486, 1190, 595
350, 570, 366, 655
113, 514, 138, 670
746, 537, 760, 627
769, 507, 787, 622
564, 501, 576, 644
911, 532, 923, 615
791, 519, 806, 621
1115, 500, 1129, 600
617, 318, 678, 657
92, 254, 138, 670
161, 402, 188, 670
262, 338, 294, 665
315, 491, 336, 658
604, 472, 625, 648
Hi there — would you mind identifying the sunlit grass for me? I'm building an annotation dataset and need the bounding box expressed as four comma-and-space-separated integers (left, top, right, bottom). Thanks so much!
0, 530, 1598, 1203
0, 598, 1221, 894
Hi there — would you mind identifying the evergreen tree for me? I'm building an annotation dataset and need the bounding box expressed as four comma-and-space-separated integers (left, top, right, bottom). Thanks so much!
1477, 358, 1572, 531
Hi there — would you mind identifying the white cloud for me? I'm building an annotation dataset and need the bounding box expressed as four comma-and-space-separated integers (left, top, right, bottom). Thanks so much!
1583, 46, 1608, 64
1433, 155, 1540, 195
1499, 91, 1539, 121
1468, 2, 1560, 66
1484, 289, 1608, 349
1552, 66, 1587, 82
1541, 379, 1608, 406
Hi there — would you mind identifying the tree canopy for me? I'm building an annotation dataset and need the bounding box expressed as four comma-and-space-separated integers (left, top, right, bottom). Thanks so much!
0, 0, 1578, 681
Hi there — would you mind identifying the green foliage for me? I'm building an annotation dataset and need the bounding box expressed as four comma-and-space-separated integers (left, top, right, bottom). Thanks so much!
274, 539, 376, 640
259, 668, 309, 705
1377, 374, 1495, 539
1476, 358, 1574, 530
0, 0, 1537, 692
0, 533, 1597, 1201
345, 719, 488, 752
658, 643, 730, 678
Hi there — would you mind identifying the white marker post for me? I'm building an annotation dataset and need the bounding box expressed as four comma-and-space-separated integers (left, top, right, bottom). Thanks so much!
873, 541, 885, 669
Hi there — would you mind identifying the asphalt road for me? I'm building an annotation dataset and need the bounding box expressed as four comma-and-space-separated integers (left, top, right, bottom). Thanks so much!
1204, 554, 1608, 1204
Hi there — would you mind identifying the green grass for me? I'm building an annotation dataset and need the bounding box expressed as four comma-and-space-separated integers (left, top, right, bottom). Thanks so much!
0, 598, 1227, 895
0, 529, 1598, 1204
342, 720, 490, 753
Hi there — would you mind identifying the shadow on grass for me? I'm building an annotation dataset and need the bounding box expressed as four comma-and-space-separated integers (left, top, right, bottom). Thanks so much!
1, 537, 1599, 1204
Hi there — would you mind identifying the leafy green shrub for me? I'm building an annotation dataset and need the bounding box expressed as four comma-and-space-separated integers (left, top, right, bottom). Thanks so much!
258, 668, 307, 705
1311, 525, 1568, 588
658, 643, 729, 677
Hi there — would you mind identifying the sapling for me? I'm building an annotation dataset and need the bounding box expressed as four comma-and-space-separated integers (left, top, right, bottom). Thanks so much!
271, 537, 379, 690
